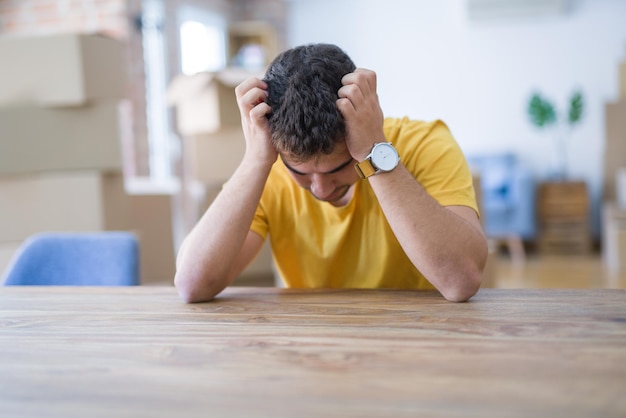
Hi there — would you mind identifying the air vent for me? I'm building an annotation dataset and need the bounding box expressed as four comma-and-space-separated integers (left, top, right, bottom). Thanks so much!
468, 0, 569, 21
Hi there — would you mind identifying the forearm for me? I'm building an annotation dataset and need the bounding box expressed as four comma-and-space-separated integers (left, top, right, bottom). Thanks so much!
369, 163, 487, 302
175, 155, 272, 302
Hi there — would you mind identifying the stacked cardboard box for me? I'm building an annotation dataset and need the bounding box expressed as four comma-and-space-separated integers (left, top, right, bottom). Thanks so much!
167, 69, 256, 184
167, 68, 276, 285
0, 102, 127, 174
603, 204, 626, 277
0, 34, 127, 107
602, 50, 626, 275
604, 47, 626, 202
604, 101, 626, 203
0, 34, 175, 285
620, 59, 626, 103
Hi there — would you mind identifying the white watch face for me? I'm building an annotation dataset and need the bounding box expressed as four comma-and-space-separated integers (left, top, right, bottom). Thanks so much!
371, 143, 399, 171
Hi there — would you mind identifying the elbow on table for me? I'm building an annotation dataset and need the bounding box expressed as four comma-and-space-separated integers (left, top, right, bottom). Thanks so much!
440, 267, 483, 303
440, 238, 488, 302
174, 271, 223, 303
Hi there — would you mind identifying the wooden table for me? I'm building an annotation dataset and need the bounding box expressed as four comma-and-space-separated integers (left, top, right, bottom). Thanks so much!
1, 287, 625, 418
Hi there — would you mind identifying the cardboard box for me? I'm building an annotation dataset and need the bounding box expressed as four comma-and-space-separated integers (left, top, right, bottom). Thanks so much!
184, 128, 246, 184
0, 171, 176, 285
0, 171, 110, 240
619, 61, 626, 101
617, 168, 626, 210
602, 203, 626, 276
0, 242, 21, 281
0, 34, 127, 106
167, 68, 260, 136
102, 178, 177, 285
0, 101, 130, 175
604, 101, 626, 201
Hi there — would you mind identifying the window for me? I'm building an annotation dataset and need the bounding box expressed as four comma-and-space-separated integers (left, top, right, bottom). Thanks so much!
180, 21, 225, 75
140, 0, 173, 184
178, 7, 226, 75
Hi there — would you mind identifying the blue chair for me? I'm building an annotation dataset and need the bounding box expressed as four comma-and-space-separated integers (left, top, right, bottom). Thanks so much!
2, 232, 140, 286
467, 153, 536, 262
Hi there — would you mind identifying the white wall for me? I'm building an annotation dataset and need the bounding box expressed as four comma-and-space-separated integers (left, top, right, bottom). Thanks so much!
286, 0, 626, 237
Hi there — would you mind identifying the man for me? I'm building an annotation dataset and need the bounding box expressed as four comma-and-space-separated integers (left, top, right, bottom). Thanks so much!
175, 43, 487, 303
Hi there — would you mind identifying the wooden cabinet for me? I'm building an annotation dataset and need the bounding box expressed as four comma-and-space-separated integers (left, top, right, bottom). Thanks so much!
537, 181, 591, 254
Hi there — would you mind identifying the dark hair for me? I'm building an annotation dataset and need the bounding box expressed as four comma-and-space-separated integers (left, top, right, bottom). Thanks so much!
263, 43, 356, 161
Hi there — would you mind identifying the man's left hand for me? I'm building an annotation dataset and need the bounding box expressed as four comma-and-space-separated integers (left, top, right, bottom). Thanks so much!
336, 68, 386, 161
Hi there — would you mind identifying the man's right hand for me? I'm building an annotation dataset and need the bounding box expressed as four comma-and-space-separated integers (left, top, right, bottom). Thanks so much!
235, 77, 277, 167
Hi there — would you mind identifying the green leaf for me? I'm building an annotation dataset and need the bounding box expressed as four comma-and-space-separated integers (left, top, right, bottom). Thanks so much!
528, 93, 556, 128
568, 90, 584, 125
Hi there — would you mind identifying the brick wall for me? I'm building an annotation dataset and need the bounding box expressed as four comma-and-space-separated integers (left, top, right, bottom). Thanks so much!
0, 0, 129, 38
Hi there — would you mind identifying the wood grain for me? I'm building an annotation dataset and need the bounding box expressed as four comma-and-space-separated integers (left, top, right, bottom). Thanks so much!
1, 287, 625, 418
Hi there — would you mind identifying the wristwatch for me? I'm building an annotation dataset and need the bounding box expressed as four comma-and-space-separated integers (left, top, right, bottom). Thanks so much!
354, 142, 400, 179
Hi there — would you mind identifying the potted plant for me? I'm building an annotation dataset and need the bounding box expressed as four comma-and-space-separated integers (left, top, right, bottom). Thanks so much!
527, 90, 584, 180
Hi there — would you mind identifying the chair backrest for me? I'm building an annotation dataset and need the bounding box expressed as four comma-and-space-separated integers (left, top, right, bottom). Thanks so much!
2, 232, 140, 286
467, 153, 517, 203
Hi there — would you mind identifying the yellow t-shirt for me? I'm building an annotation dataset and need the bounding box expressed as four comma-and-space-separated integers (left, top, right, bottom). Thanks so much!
250, 117, 478, 289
